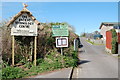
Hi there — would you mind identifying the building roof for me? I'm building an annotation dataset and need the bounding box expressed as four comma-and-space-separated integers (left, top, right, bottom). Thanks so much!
6, 7, 40, 27
99, 22, 118, 29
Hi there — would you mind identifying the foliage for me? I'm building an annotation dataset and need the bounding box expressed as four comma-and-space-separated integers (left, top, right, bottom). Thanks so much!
111, 29, 118, 54
86, 40, 94, 44
2, 21, 12, 65
0, 63, 2, 80
1, 21, 79, 79
2, 21, 78, 65
2, 44, 78, 79
23, 61, 33, 69
24, 49, 78, 77
2, 66, 27, 79
63, 51, 78, 67
80, 33, 86, 37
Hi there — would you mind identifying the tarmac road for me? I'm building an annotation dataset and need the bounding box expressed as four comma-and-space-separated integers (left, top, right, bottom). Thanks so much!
33, 68, 72, 78
72, 37, 118, 78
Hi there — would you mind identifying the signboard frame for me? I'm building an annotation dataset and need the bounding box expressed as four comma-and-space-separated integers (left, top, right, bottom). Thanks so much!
56, 37, 68, 47
52, 25, 69, 37
11, 13, 38, 36
8, 5, 39, 66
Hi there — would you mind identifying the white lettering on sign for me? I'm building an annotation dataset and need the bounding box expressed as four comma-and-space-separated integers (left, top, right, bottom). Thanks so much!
11, 13, 38, 36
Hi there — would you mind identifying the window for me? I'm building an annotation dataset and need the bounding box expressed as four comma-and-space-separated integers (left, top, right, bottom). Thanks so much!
113, 26, 120, 29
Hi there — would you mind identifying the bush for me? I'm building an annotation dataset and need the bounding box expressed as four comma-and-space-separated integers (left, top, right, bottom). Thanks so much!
36, 58, 44, 65
111, 29, 118, 54
112, 39, 117, 54
2, 66, 27, 79
64, 51, 78, 67
1, 21, 79, 78
1, 48, 79, 79
23, 62, 33, 69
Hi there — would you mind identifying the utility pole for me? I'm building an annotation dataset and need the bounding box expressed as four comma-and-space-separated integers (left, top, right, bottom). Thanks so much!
84, 27, 85, 34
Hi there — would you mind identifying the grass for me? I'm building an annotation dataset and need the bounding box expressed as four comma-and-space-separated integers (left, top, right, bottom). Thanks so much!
2, 49, 78, 79
0, 63, 2, 80
86, 40, 104, 45
118, 55, 120, 58
86, 40, 94, 44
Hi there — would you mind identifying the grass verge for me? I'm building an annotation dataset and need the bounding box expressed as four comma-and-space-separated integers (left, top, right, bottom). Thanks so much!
2, 49, 78, 79
86, 40, 104, 45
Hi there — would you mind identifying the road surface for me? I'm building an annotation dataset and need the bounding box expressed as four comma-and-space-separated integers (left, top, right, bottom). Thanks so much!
72, 37, 118, 78
33, 68, 72, 78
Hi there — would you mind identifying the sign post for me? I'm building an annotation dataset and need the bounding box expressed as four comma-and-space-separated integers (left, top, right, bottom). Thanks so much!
56, 37, 68, 48
52, 25, 69, 55
34, 36, 37, 66
12, 35, 15, 66
56, 37, 68, 55
61, 47, 63, 55
7, 4, 40, 66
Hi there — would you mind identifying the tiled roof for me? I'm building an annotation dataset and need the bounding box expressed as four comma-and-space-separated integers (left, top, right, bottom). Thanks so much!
99, 22, 119, 29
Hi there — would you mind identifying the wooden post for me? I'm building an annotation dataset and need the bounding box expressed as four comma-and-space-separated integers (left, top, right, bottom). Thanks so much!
12, 36, 15, 66
34, 36, 37, 66
30, 41, 33, 61
61, 47, 63, 55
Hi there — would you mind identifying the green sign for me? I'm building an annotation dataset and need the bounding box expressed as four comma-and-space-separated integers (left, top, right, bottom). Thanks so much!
52, 25, 69, 37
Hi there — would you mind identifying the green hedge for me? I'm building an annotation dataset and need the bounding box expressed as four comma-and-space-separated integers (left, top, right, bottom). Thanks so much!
111, 29, 117, 54
2, 66, 27, 79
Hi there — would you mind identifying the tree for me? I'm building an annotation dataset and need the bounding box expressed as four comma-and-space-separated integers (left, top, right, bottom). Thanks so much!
80, 33, 86, 37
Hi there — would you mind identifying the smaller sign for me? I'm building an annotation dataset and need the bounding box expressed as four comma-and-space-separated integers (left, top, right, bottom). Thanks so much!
52, 25, 69, 37
56, 37, 68, 47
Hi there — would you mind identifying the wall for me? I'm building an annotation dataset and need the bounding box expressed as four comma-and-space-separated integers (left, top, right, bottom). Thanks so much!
106, 31, 112, 50
106, 31, 120, 54
100, 25, 113, 40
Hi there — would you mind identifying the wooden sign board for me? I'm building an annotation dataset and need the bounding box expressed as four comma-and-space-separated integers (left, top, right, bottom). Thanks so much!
56, 37, 68, 47
11, 13, 37, 36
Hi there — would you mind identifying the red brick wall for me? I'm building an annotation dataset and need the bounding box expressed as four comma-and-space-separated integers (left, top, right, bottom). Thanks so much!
118, 33, 120, 44
106, 31, 112, 49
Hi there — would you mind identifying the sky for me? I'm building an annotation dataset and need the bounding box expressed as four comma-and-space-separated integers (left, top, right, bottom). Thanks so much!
1, 2, 118, 35
1, 0, 119, 2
